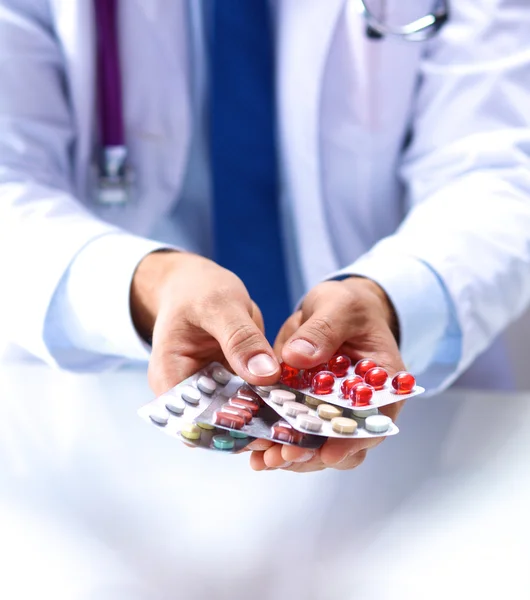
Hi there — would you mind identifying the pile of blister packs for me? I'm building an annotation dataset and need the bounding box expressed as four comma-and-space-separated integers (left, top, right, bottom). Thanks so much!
138, 356, 424, 454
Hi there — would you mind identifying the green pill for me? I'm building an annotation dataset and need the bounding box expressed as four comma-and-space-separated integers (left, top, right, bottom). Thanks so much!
229, 431, 249, 439
213, 435, 235, 450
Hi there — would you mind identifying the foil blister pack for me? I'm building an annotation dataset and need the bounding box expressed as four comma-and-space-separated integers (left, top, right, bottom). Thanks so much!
192, 391, 323, 449
138, 357, 424, 452
276, 357, 424, 412
138, 362, 323, 451
254, 387, 399, 439
137, 363, 255, 453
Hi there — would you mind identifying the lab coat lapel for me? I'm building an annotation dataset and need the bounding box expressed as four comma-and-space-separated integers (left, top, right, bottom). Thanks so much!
49, 0, 95, 198
277, 0, 346, 289
49, 0, 190, 210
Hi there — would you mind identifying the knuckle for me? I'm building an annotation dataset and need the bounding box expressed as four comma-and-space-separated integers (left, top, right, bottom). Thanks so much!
304, 315, 337, 346
223, 322, 263, 356
336, 448, 368, 471
352, 449, 368, 468
147, 360, 169, 395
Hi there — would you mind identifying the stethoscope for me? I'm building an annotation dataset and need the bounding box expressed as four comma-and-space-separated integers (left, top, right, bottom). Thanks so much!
92, 0, 449, 205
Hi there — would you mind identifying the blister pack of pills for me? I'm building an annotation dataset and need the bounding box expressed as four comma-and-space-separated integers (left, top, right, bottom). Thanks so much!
138, 358, 423, 452
276, 356, 424, 412
254, 387, 399, 439
138, 362, 323, 451
137, 363, 255, 452
192, 387, 324, 449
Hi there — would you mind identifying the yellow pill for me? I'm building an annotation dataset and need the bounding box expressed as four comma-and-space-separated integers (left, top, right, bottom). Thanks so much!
304, 395, 324, 408
331, 417, 358, 435
197, 422, 215, 430
317, 404, 343, 420
181, 423, 201, 440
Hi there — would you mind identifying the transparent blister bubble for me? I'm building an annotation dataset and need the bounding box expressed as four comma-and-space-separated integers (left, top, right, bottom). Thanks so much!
276, 358, 424, 412
138, 360, 422, 449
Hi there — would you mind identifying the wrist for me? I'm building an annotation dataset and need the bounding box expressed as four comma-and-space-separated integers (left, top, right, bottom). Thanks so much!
130, 249, 184, 342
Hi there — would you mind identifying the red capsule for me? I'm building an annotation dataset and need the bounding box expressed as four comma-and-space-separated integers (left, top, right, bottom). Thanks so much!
304, 364, 328, 382
280, 363, 299, 381
283, 375, 307, 390
235, 386, 262, 404
229, 396, 260, 416
214, 410, 245, 430
364, 367, 388, 390
299, 370, 312, 388
220, 403, 253, 424
311, 371, 336, 395
328, 354, 352, 377
341, 375, 363, 398
280, 364, 306, 390
350, 383, 374, 407
392, 372, 416, 394
300, 366, 325, 389
354, 358, 378, 378
270, 421, 303, 444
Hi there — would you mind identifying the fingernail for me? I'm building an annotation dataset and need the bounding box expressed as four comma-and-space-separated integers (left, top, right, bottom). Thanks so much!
280, 461, 294, 469
294, 450, 315, 463
247, 353, 278, 377
246, 440, 273, 452
288, 339, 317, 356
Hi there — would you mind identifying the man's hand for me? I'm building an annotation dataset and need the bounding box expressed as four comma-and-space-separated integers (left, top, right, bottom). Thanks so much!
248, 277, 406, 472
131, 251, 281, 396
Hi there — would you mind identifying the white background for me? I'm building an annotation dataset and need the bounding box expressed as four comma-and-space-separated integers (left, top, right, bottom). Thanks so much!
1, 362, 529, 599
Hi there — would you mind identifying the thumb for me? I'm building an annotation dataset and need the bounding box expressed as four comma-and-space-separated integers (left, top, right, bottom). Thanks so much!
281, 309, 347, 369
203, 303, 281, 385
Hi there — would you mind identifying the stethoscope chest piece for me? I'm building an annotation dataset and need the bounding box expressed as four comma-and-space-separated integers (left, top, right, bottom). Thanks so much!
93, 145, 135, 206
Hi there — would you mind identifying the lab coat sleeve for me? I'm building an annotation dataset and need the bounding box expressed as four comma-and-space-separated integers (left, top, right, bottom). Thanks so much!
44, 234, 169, 370
330, 255, 462, 392
334, 1, 530, 392
0, 1, 166, 367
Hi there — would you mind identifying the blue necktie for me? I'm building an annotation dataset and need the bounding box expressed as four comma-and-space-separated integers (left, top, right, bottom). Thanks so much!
209, 0, 291, 342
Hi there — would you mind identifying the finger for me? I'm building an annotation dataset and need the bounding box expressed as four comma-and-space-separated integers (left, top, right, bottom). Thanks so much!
273, 311, 303, 357
148, 350, 206, 396
245, 439, 275, 452
282, 459, 326, 473
250, 301, 265, 332
249, 451, 268, 471
330, 448, 368, 471
281, 286, 352, 368
262, 445, 288, 468
202, 304, 281, 385
279, 444, 318, 464
250, 450, 325, 473
282, 311, 348, 369
319, 436, 379, 467
264, 444, 321, 468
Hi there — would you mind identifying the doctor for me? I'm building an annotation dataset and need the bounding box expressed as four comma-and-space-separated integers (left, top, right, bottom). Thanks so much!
1, 0, 530, 472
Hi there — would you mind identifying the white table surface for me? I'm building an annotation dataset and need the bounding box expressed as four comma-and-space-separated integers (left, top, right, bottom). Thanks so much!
0, 362, 529, 600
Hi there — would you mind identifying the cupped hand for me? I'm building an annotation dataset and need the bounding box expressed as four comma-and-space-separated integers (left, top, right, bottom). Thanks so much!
247, 277, 406, 472
131, 251, 281, 395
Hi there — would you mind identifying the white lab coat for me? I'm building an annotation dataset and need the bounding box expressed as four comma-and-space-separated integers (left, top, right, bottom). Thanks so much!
0, 0, 529, 389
